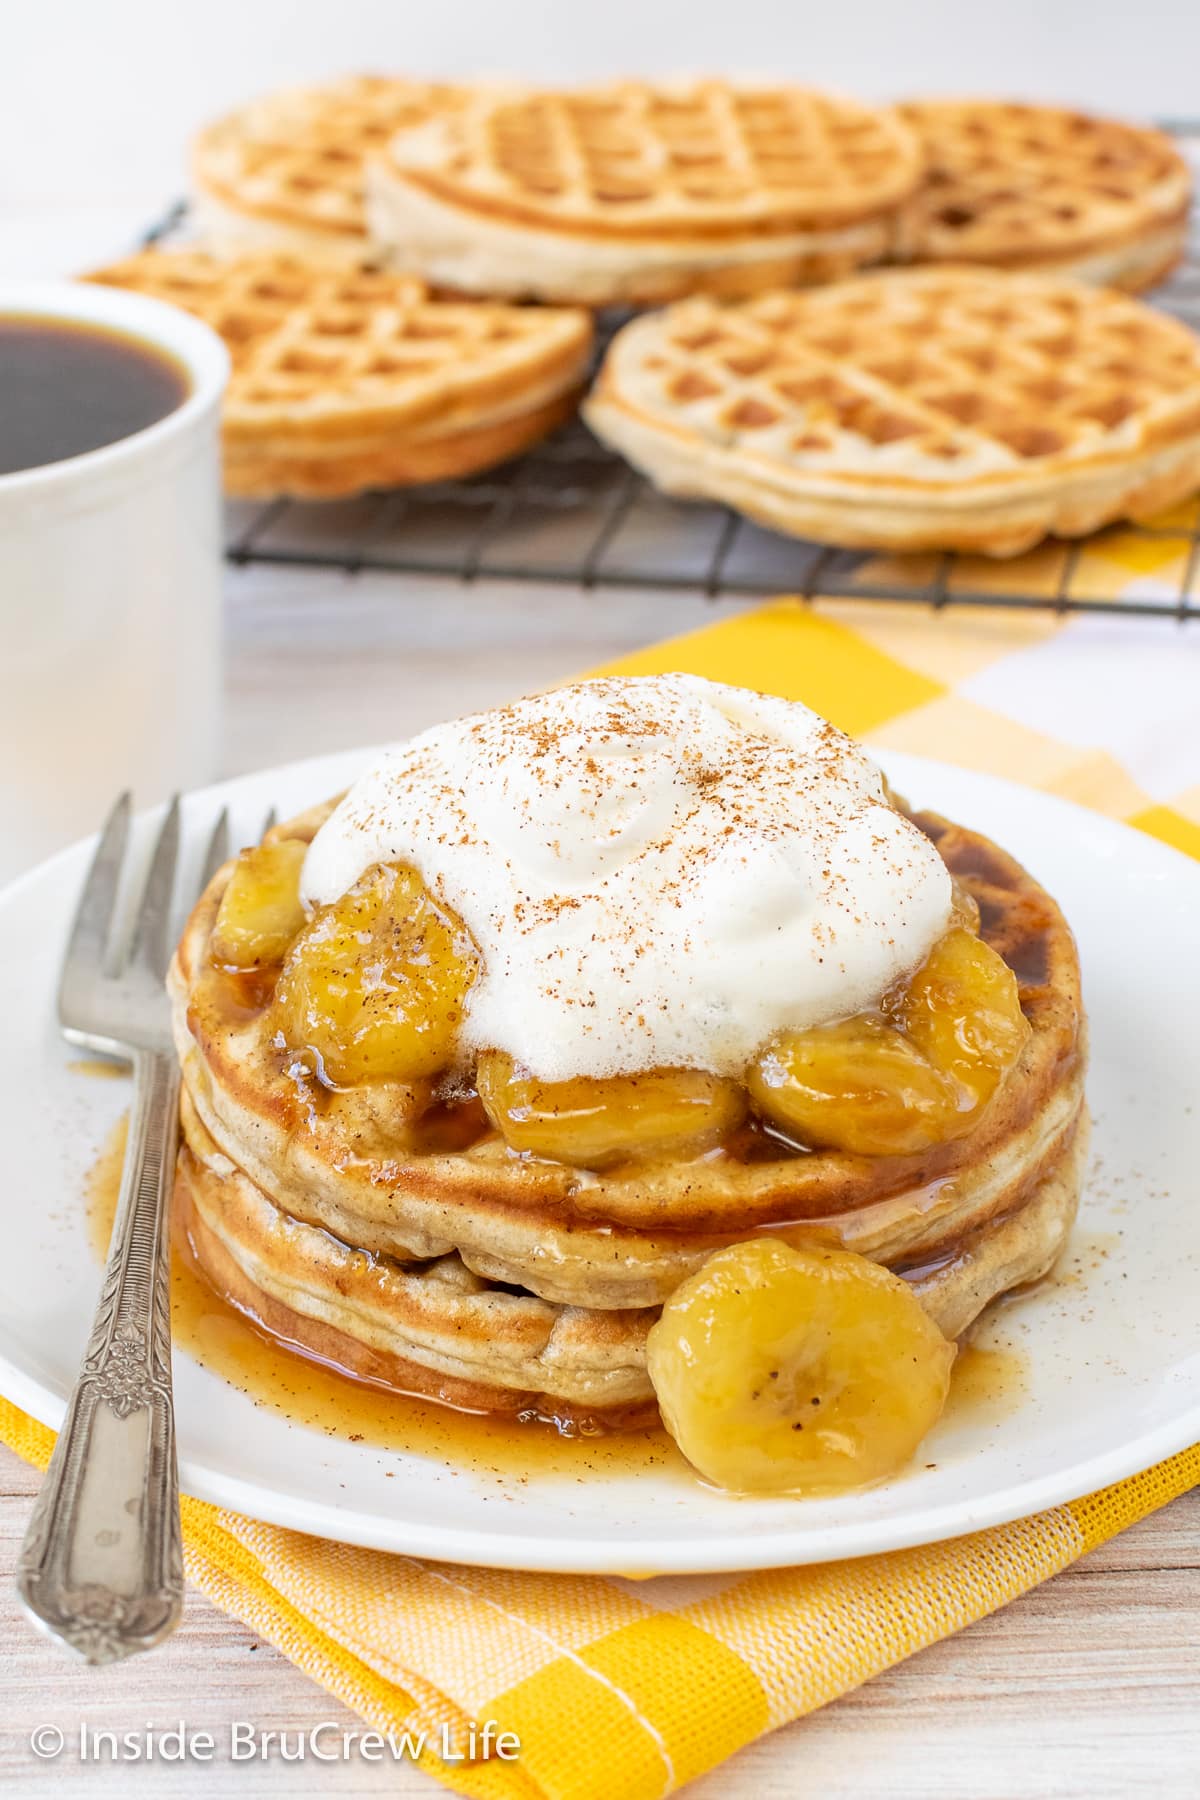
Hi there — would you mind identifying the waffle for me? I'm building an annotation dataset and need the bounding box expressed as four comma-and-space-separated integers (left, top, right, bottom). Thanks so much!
192, 76, 464, 260
89, 251, 592, 498
169, 799, 1086, 1330
584, 267, 1200, 556
366, 80, 923, 304
177, 1090, 657, 1428
170, 792, 1085, 1421
897, 100, 1191, 292
175, 1086, 1085, 1421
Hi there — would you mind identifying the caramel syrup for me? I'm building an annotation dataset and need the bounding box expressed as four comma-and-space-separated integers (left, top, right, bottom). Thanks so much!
69, 1056, 131, 1083
945, 1340, 1029, 1424
85, 1112, 131, 1262
85, 1114, 682, 1484
83, 1114, 1029, 1487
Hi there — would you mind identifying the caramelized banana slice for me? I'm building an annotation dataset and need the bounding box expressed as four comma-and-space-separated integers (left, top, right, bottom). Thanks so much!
947, 875, 981, 936
211, 839, 308, 970
748, 927, 1030, 1156
903, 927, 1029, 1112
747, 1015, 963, 1156
276, 862, 477, 1084
647, 1238, 955, 1495
477, 1052, 746, 1169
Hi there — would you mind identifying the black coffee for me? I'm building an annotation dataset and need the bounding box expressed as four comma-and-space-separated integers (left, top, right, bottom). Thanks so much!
0, 314, 190, 476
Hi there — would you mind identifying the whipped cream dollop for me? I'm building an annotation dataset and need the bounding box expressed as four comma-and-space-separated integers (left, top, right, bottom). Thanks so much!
301, 675, 953, 1081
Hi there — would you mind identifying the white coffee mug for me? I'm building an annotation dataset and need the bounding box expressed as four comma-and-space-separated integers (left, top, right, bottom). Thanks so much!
0, 280, 230, 884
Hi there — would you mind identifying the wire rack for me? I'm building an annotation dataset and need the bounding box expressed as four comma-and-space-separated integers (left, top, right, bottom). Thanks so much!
164, 137, 1200, 618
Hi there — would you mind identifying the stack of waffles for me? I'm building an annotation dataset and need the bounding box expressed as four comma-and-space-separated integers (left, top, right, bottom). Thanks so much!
90, 252, 592, 498
365, 80, 924, 304
192, 77, 466, 265
169, 787, 1087, 1428
896, 100, 1192, 293
192, 79, 1191, 305
145, 74, 1200, 545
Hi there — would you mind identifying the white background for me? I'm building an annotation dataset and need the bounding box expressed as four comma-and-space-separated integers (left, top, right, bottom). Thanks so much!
3, 0, 1199, 269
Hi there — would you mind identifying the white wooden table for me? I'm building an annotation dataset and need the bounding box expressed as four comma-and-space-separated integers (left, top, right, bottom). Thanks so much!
2, 564, 1197, 1798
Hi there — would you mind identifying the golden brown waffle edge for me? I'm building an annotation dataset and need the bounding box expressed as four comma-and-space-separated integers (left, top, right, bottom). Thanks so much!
584, 266, 1200, 556
366, 80, 924, 303
89, 250, 593, 499
897, 98, 1192, 292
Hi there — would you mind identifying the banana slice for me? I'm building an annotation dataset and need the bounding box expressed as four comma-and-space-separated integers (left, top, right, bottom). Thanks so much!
746, 1015, 963, 1156
902, 927, 1029, 1114
276, 861, 478, 1084
646, 1238, 955, 1495
477, 1052, 745, 1169
746, 927, 1030, 1157
211, 839, 308, 970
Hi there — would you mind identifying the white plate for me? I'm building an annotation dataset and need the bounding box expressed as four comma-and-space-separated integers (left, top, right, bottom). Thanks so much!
2, 747, 1198, 1575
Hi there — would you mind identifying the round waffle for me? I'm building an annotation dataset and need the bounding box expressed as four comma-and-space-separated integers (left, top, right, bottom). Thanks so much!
897, 100, 1191, 292
366, 80, 922, 304
169, 798, 1087, 1323
584, 267, 1200, 556
193, 76, 464, 261
89, 251, 592, 498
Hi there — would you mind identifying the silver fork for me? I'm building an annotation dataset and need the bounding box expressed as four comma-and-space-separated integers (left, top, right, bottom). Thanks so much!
16, 794, 230, 1665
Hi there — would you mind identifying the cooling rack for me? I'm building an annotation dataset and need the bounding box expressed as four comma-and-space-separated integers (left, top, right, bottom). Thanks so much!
153, 137, 1200, 618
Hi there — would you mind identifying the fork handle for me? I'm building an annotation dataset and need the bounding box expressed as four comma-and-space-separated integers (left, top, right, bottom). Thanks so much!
17, 1050, 184, 1664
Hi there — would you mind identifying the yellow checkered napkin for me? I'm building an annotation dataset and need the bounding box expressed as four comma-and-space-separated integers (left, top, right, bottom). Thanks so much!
6, 583, 1200, 1800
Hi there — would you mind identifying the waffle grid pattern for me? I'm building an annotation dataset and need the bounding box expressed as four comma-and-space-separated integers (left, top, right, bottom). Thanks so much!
152, 134, 1200, 617
399, 83, 919, 232
610, 273, 1200, 477
194, 78, 460, 235
899, 100, 1189, 266
93, 253, 585, 429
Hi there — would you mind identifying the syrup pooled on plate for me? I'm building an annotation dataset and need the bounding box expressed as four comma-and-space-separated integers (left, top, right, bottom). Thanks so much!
943, 1340, 1029, 1426
84, 1111, 1023, 1491
85, 1113, 683, 1487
